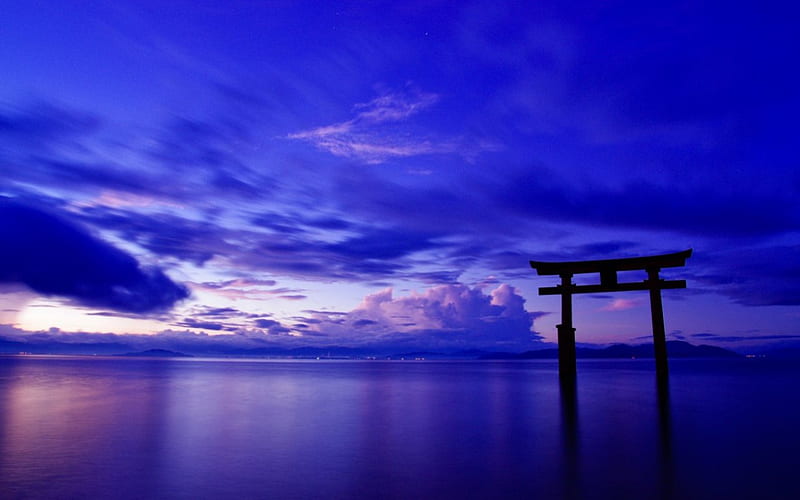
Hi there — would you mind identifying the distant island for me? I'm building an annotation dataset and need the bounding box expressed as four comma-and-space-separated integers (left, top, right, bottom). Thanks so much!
480, 340, 740, 360
115, 349, 193, 358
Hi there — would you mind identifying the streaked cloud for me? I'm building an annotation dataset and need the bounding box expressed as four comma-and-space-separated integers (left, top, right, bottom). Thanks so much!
288, 86, 497, 164
601, 298, 642, 312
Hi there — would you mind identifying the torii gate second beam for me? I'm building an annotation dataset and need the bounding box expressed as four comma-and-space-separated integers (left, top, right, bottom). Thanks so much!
530, 249, 692, 379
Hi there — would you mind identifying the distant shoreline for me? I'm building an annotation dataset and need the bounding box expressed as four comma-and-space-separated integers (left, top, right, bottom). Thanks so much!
3, 340, 798, 360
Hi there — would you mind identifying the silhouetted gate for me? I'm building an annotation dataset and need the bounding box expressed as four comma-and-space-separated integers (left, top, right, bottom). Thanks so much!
530, 249, 692, 379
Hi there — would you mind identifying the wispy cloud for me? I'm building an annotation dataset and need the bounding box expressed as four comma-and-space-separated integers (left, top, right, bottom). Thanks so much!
288, 86, 496, 164
601, 298, 642, 312
689, 332, 800, 343
188, 279, 307, 301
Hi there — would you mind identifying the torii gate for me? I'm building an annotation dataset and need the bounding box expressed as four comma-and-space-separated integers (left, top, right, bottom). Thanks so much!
530, 249, 692, 379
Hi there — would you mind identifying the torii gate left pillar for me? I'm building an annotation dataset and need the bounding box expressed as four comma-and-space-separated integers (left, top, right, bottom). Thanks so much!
531, 250, 692, 380
556, 273, 577, 379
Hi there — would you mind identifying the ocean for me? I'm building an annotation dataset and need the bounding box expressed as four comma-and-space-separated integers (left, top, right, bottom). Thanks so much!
1, 356, 798, 499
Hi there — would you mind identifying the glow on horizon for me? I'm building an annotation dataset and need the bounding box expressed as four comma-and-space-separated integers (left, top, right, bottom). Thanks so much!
16, 299, 166, 335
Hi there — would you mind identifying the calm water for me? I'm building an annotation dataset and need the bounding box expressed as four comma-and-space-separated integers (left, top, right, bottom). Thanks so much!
1, 357, 799, 499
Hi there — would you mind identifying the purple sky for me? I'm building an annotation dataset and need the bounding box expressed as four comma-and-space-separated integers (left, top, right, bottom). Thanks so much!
1, 1, 798, 354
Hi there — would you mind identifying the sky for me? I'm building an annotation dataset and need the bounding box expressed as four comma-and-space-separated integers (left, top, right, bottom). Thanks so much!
1, 0, 798, 355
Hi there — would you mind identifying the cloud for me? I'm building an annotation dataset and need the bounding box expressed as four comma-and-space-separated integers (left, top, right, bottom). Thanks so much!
566, 241, 640, 258
495, 169, 800, 238
61, 161, 799, 313
174, 318, 226, 331
456, 2, 797, 155
278, 295, 307, 301
600, 298, 642, 312
0, 324, 269, 355
0, 200, 188, 313
669, 330, 686, 340
689, 332, 800, 343
324, 228, 440, 260
145, 115, 269, 199
690, 246, 800, 306
0, 100, 272, 206
253, 318, 291, 335
1, 282, 546, 354
194, 307, 250, 318
288, 86, 497, 164
187, 279, 306, 301
0, 101, 100, 144
78, 205, 458, 283
168, 304, 273, 332
300, 283, 545, 350
2, 94, 794, 320
78, 207, 227, 266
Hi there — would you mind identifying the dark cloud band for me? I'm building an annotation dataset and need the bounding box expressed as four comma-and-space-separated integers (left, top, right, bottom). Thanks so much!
0, 200, 188, 313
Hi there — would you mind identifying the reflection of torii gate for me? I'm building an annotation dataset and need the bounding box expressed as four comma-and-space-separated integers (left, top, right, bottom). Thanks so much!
530, 249, 692, 379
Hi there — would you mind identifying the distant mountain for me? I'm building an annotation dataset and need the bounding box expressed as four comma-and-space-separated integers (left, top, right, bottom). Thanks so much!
480, 341, 740, 360
0, 337, 133, 355
664, 341, 740, 358
0, 334, 743, 360
222, 345, 373, 358
0, 337, 28, 353
116, 349, 193, 358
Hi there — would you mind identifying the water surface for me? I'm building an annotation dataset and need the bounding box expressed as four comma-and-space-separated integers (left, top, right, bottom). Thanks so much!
1, 356, 798, 499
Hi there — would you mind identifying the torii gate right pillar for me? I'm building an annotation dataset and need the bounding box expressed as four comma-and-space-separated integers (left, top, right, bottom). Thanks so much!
648, 267, 669, 377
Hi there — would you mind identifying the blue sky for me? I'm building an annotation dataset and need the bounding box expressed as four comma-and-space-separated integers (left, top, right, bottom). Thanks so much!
1, 0, 798, 354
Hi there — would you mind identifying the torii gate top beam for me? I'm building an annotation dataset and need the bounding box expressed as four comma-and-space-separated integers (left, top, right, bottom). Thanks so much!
529, 249, 692, 276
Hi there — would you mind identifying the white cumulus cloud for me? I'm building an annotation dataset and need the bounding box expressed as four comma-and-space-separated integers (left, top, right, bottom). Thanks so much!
303, 283, 545, 350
